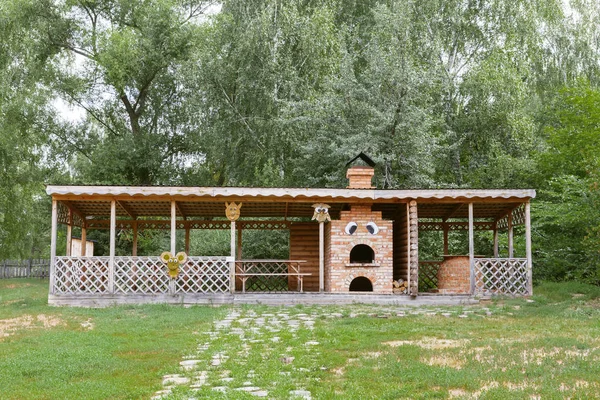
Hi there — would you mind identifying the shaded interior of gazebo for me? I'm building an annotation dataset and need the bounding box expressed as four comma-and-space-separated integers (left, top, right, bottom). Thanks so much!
47, 183, 534, 306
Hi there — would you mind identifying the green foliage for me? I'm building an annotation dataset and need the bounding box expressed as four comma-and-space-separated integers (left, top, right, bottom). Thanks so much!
1, 0, 600, 284
534, 85, 600, 284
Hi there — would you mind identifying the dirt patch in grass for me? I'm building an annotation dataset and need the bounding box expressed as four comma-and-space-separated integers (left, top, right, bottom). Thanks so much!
0, 314, 63, 340
383, 337, 470, 349
4, 283, 32, 289
424, 354, 464, 369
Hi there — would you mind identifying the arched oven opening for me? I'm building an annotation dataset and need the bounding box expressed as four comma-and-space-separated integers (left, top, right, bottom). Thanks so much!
349, 244, 375, 264
349, 277, 373, 292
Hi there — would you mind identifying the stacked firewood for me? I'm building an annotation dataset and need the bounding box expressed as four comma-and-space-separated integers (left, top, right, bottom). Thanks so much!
392, 279, 408, 294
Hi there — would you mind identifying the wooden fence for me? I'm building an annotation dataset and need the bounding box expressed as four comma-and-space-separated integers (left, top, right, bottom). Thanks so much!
0, 259, 50, 279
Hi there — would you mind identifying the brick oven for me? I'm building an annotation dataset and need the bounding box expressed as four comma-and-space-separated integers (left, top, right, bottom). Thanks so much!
324, 164, 394, 294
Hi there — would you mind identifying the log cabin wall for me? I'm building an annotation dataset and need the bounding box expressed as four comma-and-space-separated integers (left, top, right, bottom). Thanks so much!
289, 222, 320, 292
393, 203, 409, 283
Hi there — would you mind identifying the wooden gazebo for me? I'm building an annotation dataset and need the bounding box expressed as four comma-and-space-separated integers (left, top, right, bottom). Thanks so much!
47, 166, 535, 306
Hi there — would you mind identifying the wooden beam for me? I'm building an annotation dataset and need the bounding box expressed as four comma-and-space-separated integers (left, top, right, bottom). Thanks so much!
525, 201, 532, 295
81, 223, 87, 256
109, 199, 116, 293
236, 226, 242, 260
60, 200, 86, 220
132, 221, 138, 257
493, 222, 499, 258
170, 201, 176, 254
319, 221, 324, 293
443, 203, 464, 221
50, 200, 58, 295
66, 209, 73, 257
494, 204, 520, 222
185, 226, 190, 254
117, 200, 137, 219
175, 200, 186, 219
443, 223, 449, 255
230, 221, 236, 293
468, 202, 474, 294
508, 213, 514, 258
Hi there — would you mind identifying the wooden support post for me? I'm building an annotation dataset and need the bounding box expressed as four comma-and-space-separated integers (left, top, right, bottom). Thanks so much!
132, 221, 138, 257
66, 209, 72, 256
170, 200, 177, 255
236, 225, 243, 260
50, 200, 58, 294
230, 220, 236, 293
408, 201, 419, 296
109, 199, 116, 294
81, 223, 87, 256
319, 221, 324, 293
525, 201, 533, 295
468, 202, 475, 294
169, 201, 177, 295
225, 202, 242, 294
493, 222, 499, 258
508, 212, 514, 258
185, 224, 190, 255
443, 223, 449, 256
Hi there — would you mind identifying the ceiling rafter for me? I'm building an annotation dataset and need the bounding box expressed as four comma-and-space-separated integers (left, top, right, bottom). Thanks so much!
442, 203, 464, 221
116, 200, 137, 219
495, 204, 520, 222
175, 201, 186, 219
60, 200, 86, 220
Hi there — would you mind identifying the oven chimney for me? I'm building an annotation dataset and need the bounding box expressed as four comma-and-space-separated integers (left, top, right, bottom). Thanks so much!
346, 152, 376, 189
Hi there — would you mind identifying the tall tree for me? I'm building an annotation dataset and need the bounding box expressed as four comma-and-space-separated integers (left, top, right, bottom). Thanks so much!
0, 0, 59, 258
44, 0, 215, 185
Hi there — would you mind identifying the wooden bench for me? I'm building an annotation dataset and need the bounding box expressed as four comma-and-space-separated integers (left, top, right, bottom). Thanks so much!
235, 260, 311, 293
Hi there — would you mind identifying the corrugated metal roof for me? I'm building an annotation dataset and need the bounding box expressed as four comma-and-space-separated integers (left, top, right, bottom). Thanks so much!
46, 185, 535, 201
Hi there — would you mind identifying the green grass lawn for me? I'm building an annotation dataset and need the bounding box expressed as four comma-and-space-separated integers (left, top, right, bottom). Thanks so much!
1, 280, 600, 399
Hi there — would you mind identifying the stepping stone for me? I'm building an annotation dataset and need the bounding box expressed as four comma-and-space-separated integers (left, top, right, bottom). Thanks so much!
290, 389, 312, 399
212, 386, 228, 392
236, 386, 261, 392
251, 390, 269, 397
458, 314, 468, 318
151, 389, 172, 399
162, 375, 190, 385
180, 359, 202, 370
441, 313, 452, 317
305, 341, 319, 346
221, 377, 234, 383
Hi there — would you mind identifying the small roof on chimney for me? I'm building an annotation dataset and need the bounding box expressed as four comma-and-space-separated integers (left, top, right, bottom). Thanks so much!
345, 152, 376, 168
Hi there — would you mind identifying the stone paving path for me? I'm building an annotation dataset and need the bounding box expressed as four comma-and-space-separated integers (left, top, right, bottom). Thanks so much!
152, 304, 498, 399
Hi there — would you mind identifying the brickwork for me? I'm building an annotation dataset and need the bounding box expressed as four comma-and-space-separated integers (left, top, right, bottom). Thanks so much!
346, 166, 375, 189
326, 204, 393, 294
436, 256, 471, 294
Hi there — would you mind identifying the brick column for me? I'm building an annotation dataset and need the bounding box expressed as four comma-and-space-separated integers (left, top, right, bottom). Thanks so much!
408, 200, 419, 296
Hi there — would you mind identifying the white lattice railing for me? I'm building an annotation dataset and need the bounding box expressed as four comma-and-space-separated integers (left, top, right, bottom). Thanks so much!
473, 258, 530, 296
53, 256, 110, 294
176, 257, 231, 294
52, 256, 232, 295
114, 257, 170, 294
